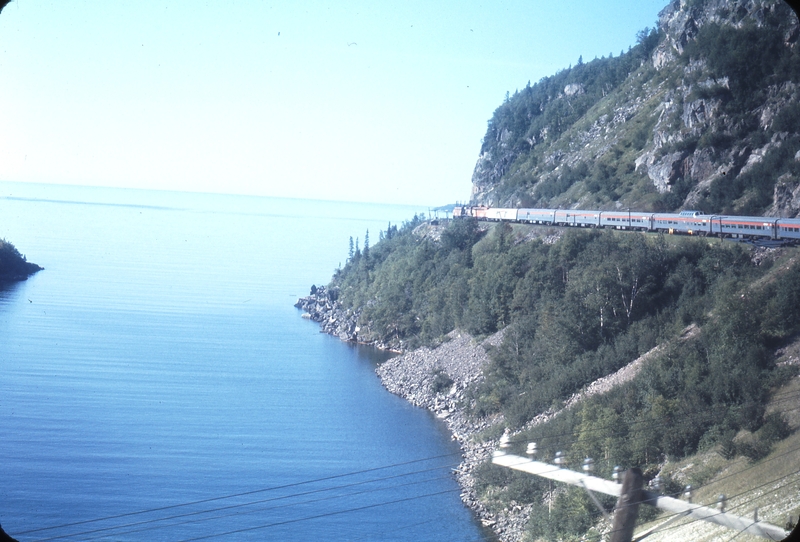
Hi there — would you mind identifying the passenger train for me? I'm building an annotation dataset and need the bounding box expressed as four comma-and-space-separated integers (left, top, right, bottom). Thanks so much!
452, 206, 800, 243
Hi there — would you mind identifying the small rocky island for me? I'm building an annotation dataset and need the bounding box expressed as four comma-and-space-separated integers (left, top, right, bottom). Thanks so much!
0, 239, 42, 283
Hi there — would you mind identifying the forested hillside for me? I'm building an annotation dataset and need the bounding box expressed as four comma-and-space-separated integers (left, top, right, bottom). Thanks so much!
0, 239, 42, 282
470, 0, 800, 219
304, 1, 800, 539
328, 218, 800, 539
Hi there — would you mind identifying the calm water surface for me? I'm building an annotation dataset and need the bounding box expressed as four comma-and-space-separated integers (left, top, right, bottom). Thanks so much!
0, 182, 489, 542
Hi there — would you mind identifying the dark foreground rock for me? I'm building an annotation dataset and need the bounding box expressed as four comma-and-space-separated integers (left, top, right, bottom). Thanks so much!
0, 523, 19, 542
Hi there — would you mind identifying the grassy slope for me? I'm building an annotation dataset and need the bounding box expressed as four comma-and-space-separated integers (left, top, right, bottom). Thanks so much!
638, 372, 800, 541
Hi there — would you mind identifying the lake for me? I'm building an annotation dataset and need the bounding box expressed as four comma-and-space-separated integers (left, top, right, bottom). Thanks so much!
0, 182, 489, 542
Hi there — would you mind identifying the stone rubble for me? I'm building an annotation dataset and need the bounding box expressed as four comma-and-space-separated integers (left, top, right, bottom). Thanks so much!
376, 328, 537, 542
295, 289, 532, 541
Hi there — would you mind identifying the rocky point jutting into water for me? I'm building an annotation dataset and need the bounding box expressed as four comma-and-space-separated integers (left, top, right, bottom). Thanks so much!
0, 239, 42, 283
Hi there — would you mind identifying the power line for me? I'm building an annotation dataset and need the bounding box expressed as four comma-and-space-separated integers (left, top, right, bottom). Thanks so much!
72, 466, 461, 541
173, 488, 463, 542
84, 474, 457, 541
629, 470, 800, 540
493, 451, 793, 541
18, 451, 462, 537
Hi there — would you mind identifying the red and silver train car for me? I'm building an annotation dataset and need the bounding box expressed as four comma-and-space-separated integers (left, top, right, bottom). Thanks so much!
452, 206, 800, 243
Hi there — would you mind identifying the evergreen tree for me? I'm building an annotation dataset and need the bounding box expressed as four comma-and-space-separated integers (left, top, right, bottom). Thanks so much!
348, 236, 355, 260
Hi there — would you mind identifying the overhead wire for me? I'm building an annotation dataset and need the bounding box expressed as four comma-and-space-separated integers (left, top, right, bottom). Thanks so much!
83, 473, 458, 541
173, 487, 464, 542
615, 467, 800, 538
18, 451, 462, 538
575, 467, 799, 542
72, 465, 462, 541
495, 431, 800, 541
15, 379, 800, 540
75, 393, 797, 540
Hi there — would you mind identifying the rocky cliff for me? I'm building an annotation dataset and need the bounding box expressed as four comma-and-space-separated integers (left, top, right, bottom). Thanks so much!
470, 0, 800, 218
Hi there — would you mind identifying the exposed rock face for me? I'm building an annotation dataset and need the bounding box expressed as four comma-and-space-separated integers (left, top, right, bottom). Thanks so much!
467, 0, 800, 216
768, 172, 800, 215
564, 83, 585, 97
295, 285, 404, 351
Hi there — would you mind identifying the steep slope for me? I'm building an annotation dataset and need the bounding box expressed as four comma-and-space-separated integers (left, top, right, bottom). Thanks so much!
470, 0, 800, 218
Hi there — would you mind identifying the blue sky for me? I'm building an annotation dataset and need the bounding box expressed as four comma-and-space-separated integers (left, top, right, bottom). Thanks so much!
0, 0, 664, 205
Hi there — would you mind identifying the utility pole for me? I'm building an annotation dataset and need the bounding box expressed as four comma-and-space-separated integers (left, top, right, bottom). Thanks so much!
610, 467, 643, 542
492, 449, 789, 541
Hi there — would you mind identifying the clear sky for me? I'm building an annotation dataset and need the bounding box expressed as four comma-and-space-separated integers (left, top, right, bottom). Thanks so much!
0, 0, 665, 206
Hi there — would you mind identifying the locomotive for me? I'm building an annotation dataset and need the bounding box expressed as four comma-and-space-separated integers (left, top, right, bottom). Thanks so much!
453, 206, 800, 242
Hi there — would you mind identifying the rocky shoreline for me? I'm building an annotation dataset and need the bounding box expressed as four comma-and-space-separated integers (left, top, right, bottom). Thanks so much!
375, 329, 536, 542
295, 287, 530, 541
294, 285, 406, 352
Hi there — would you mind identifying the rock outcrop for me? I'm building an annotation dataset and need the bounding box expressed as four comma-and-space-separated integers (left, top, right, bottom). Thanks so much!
467, 0, 800, 216
295, 285, 405, 351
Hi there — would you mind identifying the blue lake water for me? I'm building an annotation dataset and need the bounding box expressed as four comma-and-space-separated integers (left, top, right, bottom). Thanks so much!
0, 182, 489, 542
